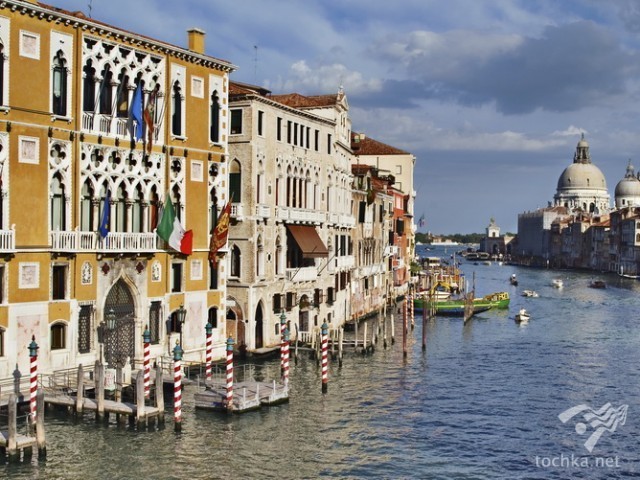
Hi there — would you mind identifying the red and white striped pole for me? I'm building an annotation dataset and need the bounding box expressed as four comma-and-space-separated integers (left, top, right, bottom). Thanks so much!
403, 294, 408, 358
279, 310, 287, 373
410, 292, 415, 329
173, 341, 183, 431
225, 336, 235, 411
142, 326, 151, 399
282, 327, 290, 388
321, 322, 328, 393
28, 336, 39, 422
205, 322, 213, 381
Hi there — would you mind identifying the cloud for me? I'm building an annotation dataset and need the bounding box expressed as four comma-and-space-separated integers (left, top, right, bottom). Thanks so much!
363, 21, 639, 115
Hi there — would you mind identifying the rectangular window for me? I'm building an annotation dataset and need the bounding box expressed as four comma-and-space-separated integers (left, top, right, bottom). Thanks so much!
306, 127, 310, 148
149, 301, 162, 344
358, 201, 366, 223
52, 264, 67, 300
314, 130, 319, 151
51, 324, 66, 350
287, 120, 292, 144
273, 293, 283, 312
171, 263, 183, 292
258, 110, 264, 136
230, 109, 243, 135
78, 304, 92, 354
277, 117, 282, 141
299, 124, 304, 146
209, 261, 218, 290
286, 292, 297, 311
327, 134, 332, 154
293, 122, 298, 145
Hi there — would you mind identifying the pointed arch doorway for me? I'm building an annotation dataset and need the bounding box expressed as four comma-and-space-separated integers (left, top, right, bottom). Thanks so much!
104, 279, 136, 368
254, 303, 264, 349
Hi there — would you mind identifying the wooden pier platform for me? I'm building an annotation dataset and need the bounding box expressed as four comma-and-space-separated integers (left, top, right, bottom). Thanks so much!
194, 380, 289, 413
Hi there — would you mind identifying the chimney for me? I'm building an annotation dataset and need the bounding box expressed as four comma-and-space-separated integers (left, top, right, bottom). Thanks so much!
187, 28, 205, 54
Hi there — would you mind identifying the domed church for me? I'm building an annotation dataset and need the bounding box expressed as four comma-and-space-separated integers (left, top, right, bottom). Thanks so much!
614, 160, 640, 208
553, 134, 610, 214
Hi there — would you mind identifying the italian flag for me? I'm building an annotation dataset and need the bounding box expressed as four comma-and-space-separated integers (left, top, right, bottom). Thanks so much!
157, 193, 193, 255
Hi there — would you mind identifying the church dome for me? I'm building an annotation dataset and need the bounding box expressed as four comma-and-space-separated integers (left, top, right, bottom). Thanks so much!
556, 163, 607, 191
614, 161, 640, 207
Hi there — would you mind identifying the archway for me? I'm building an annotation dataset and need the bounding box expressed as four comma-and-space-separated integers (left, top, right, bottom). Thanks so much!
104, 279, 136, 368
226, 300, 245, 354
254, 302, 264, 349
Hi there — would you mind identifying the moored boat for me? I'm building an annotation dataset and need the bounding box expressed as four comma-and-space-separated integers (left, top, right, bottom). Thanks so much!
589, 280, 606, 289
414, 291, 510, 315
521, 290, 539, 298
552, 278, 563, 288
515, 308, 530, 324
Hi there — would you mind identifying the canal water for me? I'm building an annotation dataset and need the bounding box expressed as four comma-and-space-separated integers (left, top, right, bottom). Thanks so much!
4, 245, 640, 479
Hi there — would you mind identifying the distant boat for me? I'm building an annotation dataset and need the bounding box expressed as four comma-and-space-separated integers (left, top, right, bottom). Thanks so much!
521, 290, 539, 298
510, 274, 518, 286
618, 266, 640, 279
515, 308, 530, 324
552, 279, 563, 288
589, 280, 606, 289
429, 239, 460, 246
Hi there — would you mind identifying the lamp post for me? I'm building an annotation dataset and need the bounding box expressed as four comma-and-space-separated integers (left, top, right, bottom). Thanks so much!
176, 304, 187, 348
104, 308, 116, 367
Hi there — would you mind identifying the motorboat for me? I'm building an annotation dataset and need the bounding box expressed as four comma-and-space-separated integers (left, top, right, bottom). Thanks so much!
589, 280, 606, 289
552, 279, 563, 288
510, 274, 518, 286
521, 290, 539, 298
515, 308, 530, 324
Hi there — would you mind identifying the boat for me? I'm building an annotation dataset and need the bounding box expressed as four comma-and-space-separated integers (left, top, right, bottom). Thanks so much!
414, 291, 510, 316
515, 308, 530, 324
510, 274, 518, 286
552, 279, 563, 288
521, 290, 539, 298
589, 280, 606, 289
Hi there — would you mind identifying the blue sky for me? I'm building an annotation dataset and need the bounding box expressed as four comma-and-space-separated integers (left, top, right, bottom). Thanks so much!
49, 0, 640, 234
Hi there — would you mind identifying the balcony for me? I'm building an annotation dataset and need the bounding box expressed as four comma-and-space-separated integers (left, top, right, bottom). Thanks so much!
82, 113, 136, 140
255, 204, 271, 219
276, 206, 325, 224
51, 230, 158, 253
327, 212, 356, 228
0, 228, 15, 253
328, 255, 355, 273
286, 266, 318, 282
231, 203, 244, 220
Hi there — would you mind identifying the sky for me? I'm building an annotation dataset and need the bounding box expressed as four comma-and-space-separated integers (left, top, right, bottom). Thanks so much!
46, 0, 640, 234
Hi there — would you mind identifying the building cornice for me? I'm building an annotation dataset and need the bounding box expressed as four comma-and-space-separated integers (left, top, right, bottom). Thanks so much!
1, 1, 237, 73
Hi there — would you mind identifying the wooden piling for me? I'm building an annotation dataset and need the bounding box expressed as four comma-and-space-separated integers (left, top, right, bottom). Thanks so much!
422, 299, 427, 351
155, 364, 165, 424
36, 390, 46, 458
76, 364, 84, 414
354, 320, 359, 350
7, 393, 17, 461
136, 370, 145, 427
363, 323, 368, 354
338, 328, 344, 367
95, 362, 105, 421
390, 312, 395, 344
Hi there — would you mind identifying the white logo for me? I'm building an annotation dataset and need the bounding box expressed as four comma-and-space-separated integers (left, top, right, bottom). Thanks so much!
558, 403, 628, 453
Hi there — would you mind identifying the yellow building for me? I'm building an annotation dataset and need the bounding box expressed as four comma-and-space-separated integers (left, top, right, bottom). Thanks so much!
0, 0, 235, 380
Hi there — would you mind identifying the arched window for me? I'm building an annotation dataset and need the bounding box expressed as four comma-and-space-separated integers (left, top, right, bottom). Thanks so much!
99, 65, 113, 115
83, 60, 96, 112
115, 184, 127, 232
208, 307, 218, 329
229, 159, 242, 203
230, 245, 241, 278
275, 236, 283, 276
116, 70, 129, 118
210, 90, 220, 143
51, 322, 66, 350
51, 173, 66, 231
171, 81, 182, 136
52, 50, 67, 116
0, 44, 5, 106
80, 181, 94, 231
132, 184, 144, 233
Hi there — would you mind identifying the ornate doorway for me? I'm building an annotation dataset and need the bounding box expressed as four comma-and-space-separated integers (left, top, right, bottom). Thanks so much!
104, 279, 136, 368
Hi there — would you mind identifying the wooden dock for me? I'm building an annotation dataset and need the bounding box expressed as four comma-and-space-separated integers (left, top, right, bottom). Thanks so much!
194, 379, 289, 413
0, 391, 46, 462
44, 362, 165, 427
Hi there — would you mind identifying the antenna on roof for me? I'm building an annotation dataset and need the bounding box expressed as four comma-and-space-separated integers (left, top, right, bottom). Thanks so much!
88, 0, 93, 18
254, 45, 258, 84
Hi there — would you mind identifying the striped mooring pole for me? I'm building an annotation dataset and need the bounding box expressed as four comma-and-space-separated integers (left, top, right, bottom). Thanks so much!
402, 295, 408, 358
321, 322, 328, 393
205, 322, 213, 381
173, 341, 183, 431
143, 325, 151, 399
279, 310, 287, 373
28, 335, 39, 422
225, 336, 235, 411
410, 292, 415, 329
282, 327, 290, 388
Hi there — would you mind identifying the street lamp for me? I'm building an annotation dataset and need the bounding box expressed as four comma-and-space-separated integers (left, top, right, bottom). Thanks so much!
176, 304, 187, 347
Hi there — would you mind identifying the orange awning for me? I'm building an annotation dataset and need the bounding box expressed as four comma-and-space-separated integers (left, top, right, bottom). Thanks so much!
287, 225, 329, 258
